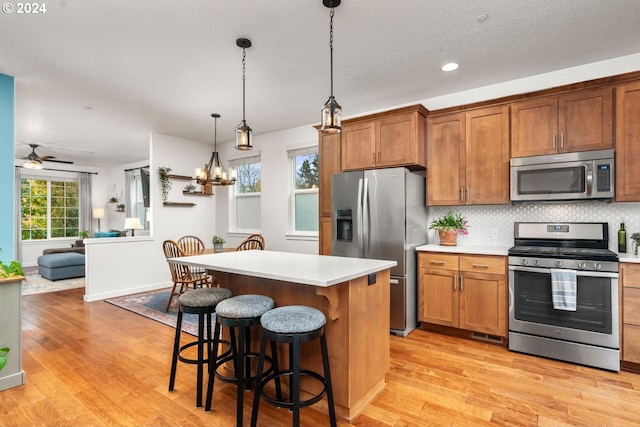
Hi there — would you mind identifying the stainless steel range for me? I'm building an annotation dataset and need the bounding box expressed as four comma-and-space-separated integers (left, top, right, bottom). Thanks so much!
508, 222, 620, 371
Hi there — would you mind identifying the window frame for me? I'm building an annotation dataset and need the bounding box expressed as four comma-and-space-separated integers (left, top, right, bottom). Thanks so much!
20, 174, 80, 241
287, 145, 319, 239
228, 154, 262, 234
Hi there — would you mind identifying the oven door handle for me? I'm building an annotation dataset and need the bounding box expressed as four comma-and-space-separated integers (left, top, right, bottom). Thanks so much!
509, 265, 619, 278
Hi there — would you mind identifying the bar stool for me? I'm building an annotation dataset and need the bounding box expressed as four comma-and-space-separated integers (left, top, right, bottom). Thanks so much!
168, 287, 232, 407
205, 294, 276, 427
250, 305, 336, 427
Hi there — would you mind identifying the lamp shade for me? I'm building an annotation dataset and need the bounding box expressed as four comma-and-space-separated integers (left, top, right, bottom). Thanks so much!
124, 217, 142, 230
92, 208, 105, 219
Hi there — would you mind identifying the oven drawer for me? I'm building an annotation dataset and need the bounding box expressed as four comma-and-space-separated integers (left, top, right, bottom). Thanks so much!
460, 255, 506, 275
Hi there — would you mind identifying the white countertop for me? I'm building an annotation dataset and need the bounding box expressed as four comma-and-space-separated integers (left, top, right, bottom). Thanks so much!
618, 252, 640, 263
415, 244, 510, 256
169, 250, 397, 287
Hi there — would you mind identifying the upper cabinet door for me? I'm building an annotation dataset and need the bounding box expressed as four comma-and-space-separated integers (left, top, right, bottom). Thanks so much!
341, 121, 377, 171
427, 113, 465, 206
511, 87, 613, 158
465, 105, 510, 205
510, 97, 558, 158
559, 87, 613, 153
616, 81, 640, 202
377, 112, 423, 168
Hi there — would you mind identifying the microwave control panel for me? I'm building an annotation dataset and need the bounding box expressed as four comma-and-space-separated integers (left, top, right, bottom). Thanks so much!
596, 164, 611, 191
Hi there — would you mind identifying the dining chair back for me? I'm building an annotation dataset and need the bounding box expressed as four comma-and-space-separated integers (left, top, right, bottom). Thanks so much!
236, 238, 264, 251
177, 235, 205, 256
162, 239, 214, 311
246, 233, 266, 249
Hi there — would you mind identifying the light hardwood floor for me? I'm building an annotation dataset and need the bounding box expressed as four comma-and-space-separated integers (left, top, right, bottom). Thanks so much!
1, 288, 640, 426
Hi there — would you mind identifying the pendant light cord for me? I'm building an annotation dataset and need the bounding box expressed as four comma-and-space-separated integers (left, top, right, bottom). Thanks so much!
329, 5, 335, 98
242, 48, 247, 122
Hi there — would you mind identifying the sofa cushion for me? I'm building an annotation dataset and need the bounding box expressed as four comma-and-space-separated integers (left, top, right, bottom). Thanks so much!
94, 231, 121, 238
43, 247, 85, 255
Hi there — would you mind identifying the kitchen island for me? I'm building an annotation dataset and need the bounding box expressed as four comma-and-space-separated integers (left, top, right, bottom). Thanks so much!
169, 250, 396, 422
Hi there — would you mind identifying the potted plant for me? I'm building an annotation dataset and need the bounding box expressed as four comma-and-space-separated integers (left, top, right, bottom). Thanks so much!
212, 235, 226, 253
0, 247, 24, 279
631, 232, 640, 255
428, 211, 469, 246
116, 204, 125, 212
75, 230, 89, 247
0, 347, 9, 372
184, 182, 196, 193
158, 166, 172, 203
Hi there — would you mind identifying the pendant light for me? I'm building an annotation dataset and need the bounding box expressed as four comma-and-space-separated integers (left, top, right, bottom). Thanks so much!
235, 38, 253, 150
195, 113, 237, 186
320, 0, 342, 134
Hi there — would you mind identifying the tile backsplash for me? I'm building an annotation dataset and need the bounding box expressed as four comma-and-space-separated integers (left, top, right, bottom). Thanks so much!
427, 202, 640, 251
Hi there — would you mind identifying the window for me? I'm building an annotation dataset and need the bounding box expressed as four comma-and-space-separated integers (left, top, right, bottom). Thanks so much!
229, 155, 261, 232
21, 178, 79, 240
288, 147, 318, 235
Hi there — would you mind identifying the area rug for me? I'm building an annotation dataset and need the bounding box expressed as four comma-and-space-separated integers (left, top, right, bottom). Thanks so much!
106, 289, 202, 336
22, 267, 85, 296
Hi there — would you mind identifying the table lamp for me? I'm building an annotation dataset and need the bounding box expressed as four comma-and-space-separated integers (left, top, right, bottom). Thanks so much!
93, 208, 105, 232
124, 217, 142, 236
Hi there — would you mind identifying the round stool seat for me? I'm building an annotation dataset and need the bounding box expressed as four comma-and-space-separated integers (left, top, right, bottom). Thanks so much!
178, 287, 232, 308
216, 294, 274, 318
261, 305, 326, 334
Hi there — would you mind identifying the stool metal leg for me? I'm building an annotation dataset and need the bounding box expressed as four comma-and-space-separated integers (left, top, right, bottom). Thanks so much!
292, 334, 301, 427
236, 323, 246, 427
321, 333, 337, 427
196, 312, 205, 407
250, 332, 268, 427
168, 309, 183, 391
204, 320, 222, 412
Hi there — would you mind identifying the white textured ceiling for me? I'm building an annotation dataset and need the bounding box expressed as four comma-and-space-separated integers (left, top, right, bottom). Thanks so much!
2, 0, 640, 167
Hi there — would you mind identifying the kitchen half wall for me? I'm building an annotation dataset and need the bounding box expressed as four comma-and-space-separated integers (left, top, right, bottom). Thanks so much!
427, 202, 640, 252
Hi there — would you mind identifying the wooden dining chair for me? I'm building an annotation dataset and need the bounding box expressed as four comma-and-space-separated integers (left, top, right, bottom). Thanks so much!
162, 239, 215, 311
177, 235, 206, 274
177, 235, 205, 256
246, 233, 265, 249
236, 238, 264, 251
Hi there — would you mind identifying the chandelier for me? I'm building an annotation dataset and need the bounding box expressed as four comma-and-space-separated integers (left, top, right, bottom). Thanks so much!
195, 113, 236, 186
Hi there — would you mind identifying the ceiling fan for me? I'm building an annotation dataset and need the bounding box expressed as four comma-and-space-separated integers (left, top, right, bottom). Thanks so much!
18, 144, 74, 169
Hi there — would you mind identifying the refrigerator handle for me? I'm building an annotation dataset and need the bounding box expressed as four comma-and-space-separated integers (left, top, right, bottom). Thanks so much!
362, 177, 369, 257
357, 178, 364, 257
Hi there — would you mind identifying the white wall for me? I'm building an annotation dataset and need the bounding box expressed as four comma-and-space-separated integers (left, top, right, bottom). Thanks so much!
84, 133, 221, 301
215, 124, 320, 254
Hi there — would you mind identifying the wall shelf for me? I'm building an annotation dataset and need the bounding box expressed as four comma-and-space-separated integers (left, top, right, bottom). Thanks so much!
163, 202, 196, 207
166, 174, 194, 181
183, 191, 212, 196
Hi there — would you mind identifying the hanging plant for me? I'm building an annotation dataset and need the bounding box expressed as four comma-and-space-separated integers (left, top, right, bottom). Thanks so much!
158, 166, 172, 203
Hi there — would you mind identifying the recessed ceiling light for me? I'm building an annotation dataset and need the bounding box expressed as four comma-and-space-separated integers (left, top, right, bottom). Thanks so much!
477, 13, 488, 22
83, 106, 93, 110
441, 62, 459, 72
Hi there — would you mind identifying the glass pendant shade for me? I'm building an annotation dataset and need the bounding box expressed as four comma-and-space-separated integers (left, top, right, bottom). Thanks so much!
23, 159, 43, 169
321, 96, 342, 134
235, 120, 252, 150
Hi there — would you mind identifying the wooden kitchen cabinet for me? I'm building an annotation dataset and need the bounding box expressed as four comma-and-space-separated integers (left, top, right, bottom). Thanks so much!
341, 105, 427, 171
418, 252, 507, 337
317, 131, 341, 255
615, 81, 640, 202
510, 86, 612, 157
622, 262, 640, 365
427, 105, 509, 206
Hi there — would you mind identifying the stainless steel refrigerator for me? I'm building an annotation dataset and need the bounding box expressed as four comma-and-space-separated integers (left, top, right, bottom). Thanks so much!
331, 167, 427, 336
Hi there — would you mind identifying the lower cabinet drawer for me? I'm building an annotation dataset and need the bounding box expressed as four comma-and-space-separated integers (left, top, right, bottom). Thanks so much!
623, 324, 640, 364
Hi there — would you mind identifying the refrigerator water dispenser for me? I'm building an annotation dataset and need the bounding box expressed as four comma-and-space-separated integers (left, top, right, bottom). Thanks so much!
336, 208, 353, 241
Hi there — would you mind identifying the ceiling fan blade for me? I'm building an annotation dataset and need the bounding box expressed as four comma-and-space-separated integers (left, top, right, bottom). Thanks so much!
43, 159, 74, 164
38, 155, 56, 160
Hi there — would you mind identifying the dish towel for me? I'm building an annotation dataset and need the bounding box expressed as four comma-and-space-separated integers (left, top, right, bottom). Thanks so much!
551, 268, 577, 311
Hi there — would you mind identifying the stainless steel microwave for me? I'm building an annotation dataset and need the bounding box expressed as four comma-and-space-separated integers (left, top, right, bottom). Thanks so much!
510, 149, 614, 202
